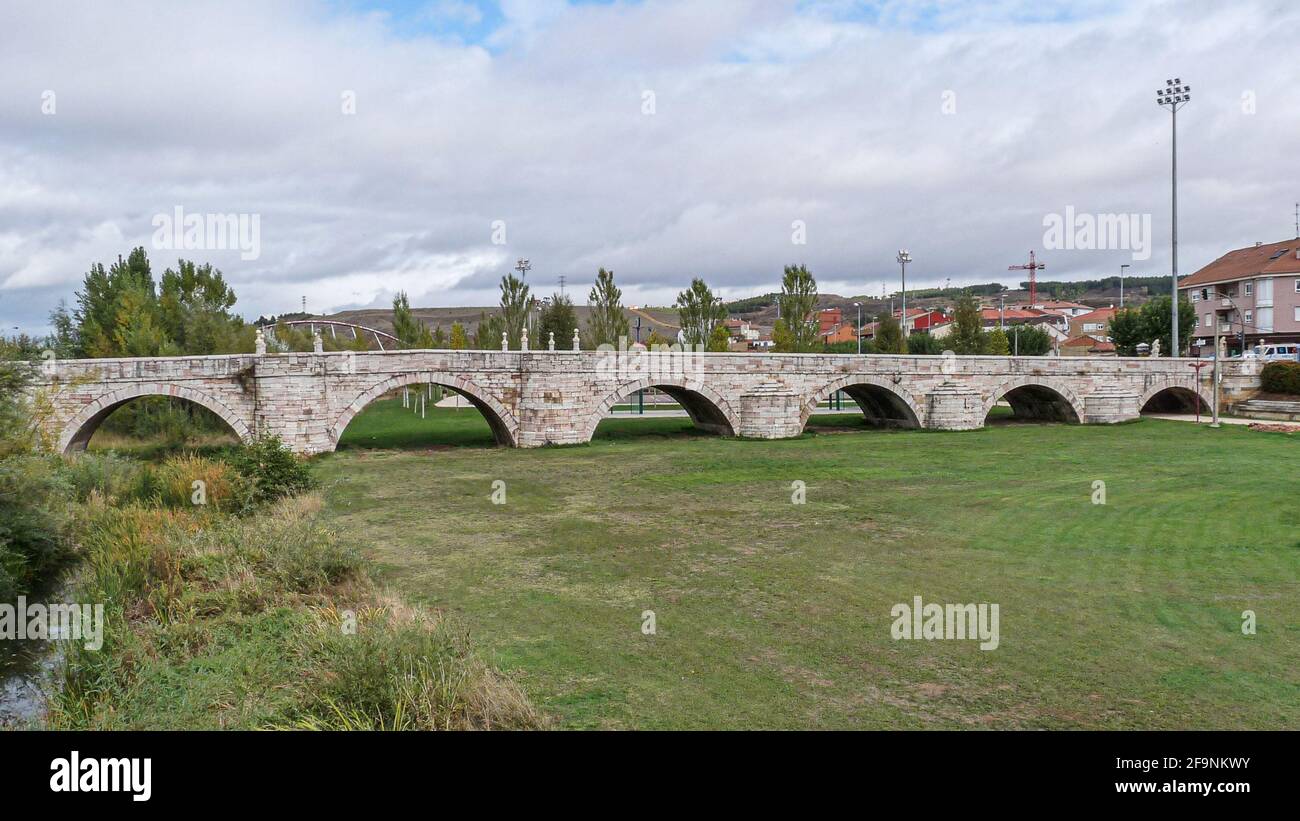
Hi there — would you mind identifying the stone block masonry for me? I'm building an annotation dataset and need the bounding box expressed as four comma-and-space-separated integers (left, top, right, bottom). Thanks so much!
36, 349, 1233, 455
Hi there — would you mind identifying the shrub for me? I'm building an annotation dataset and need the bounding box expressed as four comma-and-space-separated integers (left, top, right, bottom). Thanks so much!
59, 452, 147, 504
152, 454, 252, 513
1261, 361, 1300, 395
0, 456, 72, 600
220, 435, 314, 506
51, 493, 539, 730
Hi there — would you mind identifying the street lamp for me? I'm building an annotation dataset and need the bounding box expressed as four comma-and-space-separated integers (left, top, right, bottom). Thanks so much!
853, 302, 862, 354
1157, 77, 1190, 356
515, 258, 531, 279
1120, 263, 1130, 308
896, 250, 912, 335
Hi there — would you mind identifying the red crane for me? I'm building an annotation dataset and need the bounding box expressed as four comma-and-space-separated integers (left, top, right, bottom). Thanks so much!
1009, 250, 1046, 307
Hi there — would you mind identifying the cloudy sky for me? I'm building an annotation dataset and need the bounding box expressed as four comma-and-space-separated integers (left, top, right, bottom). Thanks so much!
2, 0, 1298, 334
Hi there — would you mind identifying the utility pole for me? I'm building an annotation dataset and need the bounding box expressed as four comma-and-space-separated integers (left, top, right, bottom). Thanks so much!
558, 275, 566, 298
1120, 264, 1130, 308
853, 302, 862, 355
1157, 78, 1191, 356
896, 250, 912, 336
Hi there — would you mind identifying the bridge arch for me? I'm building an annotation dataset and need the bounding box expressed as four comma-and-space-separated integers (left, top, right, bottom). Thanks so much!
329, 371, 520, 448
58, 383, 253, 454
579, 377, 740, 441
1139, 381, 1212, 413
800, 375, 923, 431
981, 376, 1084, 423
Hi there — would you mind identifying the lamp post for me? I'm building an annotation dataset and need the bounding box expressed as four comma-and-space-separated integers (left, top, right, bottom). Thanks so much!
853, 302, 862, 354
896, 250, 912, 336
1157, 78, 1190, 356
1206, 291, 1246, 428
1120, 263, 1130, 308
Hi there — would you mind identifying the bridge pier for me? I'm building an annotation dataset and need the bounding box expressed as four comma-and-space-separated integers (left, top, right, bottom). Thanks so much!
924, 382, 984, 431
737, 383, 805, 439
1082, 389, 1141, 424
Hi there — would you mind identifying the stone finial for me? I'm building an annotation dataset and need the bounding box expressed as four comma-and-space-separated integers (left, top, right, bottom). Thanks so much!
1217, 336, 1227, 359
501, 331, 509, 352
1150, 338, 1161, 358
548, 331, 556, 351
255, 327, 267, 355
312, 329, 323, 354
521, 326, 529, 352
572, 328, 580, 351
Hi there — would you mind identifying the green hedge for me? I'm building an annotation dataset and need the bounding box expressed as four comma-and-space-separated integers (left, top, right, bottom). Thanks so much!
1261, 361, 1300, 395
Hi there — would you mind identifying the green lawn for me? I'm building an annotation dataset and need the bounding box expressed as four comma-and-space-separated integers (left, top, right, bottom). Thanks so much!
315, 400, 1300, 729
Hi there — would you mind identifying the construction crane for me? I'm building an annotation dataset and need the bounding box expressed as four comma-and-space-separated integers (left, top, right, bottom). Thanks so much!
1009, 251, 1046, 307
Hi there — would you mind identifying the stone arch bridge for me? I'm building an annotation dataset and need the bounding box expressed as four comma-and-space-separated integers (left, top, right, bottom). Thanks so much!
34, 349, 1221, 455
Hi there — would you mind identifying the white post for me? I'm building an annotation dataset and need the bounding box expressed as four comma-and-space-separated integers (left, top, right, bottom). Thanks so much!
573, 328, 581, 351
312, 329, 323, 354
501, 331, 509, 352
548, 331, 556, 351
521, 326, 529, 352
255, 327, 267, 355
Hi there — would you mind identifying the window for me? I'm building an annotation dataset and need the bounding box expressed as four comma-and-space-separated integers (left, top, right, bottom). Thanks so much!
1244, 310, 1253, 325
1245, 282, 1254, 296
1295, 306, 1300, 323
1256, 307, 1273, 332
1294, 278, 1300, 293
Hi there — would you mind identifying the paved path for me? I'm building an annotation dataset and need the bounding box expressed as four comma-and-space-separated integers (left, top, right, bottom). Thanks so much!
1142, 413, 1254, 426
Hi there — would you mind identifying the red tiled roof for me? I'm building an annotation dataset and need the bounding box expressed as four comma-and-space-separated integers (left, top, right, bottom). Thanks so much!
1074, 307, 1117, 323
1180, 238, 1300, 288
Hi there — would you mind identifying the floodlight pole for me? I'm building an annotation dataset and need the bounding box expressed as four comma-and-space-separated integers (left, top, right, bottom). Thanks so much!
1157, 78, 1190, 356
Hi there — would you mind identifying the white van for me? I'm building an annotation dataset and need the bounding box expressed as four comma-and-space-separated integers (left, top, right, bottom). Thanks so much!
1245, 344, 1300, 362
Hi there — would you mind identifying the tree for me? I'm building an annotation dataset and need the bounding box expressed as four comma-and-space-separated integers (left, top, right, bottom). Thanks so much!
775, 264, 819, 352
474, 312, 505, 350
872, 312, 905, 354
587, 268, 629, 348
643, 329, 673, 349
432, 325, 447, 347
1108, 308, 1145, 356
112, 285, 169, 357
392, 292, 430, 348
949, 294, 986, 355
158, 260, 241, 355
449, 322, 468, 350
772, 318, 794, 352
73, 247, 156, 357
985, 328, 1011, 356
675, 278, 727, 348
1108, 296, 1197, 356
907, 332, 943, 355
497, 274, 531, 349
538, 293, 578, 350
707, 322, 732, 352
1007, 324, 1052, 356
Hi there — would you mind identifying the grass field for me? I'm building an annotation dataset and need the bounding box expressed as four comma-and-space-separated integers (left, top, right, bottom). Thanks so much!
316, 399, 1300, 729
